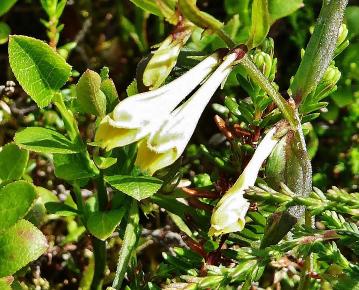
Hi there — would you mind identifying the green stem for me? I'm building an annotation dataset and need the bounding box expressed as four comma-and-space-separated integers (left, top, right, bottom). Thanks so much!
91, 237, 107, 290
217, 29, 236, 48
90, 172, 108, 290
54, 93, 104, 289
53, 93, 80, 141
238, 55, 299, 129
112, 200, 140, 289
72, 183, 84, 214
297, 211, 314, 290
96, 171, 109, 210
54, 93, 99, 176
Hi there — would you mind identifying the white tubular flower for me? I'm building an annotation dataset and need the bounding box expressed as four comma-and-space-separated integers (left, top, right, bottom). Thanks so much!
135, 52, 238, 175
209, 127, 281, 236
95, 52, 223, 150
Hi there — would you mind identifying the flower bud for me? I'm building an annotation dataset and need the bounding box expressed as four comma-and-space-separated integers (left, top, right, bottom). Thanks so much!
253, 51, 276, 81
76, 69, 106, 117
321, 65, 341, 87
259, 37, 274, 55
313, 65, 341, 101
265, 130, 312, 219
336, 24, 348, 47
143, 22, 194, 89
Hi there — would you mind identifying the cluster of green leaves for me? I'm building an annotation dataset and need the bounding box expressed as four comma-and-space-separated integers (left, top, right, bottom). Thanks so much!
0, 143, 48, 289
6, 33, 171, 289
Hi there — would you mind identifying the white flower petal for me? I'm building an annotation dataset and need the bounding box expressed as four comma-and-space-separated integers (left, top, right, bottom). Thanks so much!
95, 52, 223, 149
209, 127, 281, 236
135, 52, 238, 174
111, 52, 222, 129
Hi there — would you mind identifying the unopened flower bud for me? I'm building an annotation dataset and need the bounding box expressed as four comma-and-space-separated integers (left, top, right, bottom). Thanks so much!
76, 69, 107, 117
143, 22, 194, 89
259, 37, 274, 55
322, 65, 341, 87
253, 51, 275, 80
336, 24, 348, 47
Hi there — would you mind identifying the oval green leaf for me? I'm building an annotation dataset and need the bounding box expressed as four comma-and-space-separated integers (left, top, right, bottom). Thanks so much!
0, 143, 29, 183
0, 0, 17, 17
15, 127, 82, 154
105, 175, 163, 201
0, 181, 37, 232
8, 35, 72, 108
0, 22, 10, 45
0, 219, 48, 277
247, 0, 270, 49
87, 208, 126, 240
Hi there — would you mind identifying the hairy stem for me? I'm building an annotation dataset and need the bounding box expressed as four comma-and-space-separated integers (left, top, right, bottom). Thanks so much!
238, 55, 299, 128
297, 210, 314, 290
91, 237, 107, 290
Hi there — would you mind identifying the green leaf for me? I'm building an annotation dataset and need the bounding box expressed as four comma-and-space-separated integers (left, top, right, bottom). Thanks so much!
0, 277, 12, 290
0, 219, 48, 277
105, 175, 163, 201
8, 35, 72, 108
225, 0, 250, 28
94, 156, 117, 170
247, 0, 270, 49
76, 69, 106, 117
0, 143, 28, 183
129, 0, 162, 16
260, 211, 297, 248
0, 181, 37, 232
0, 22, 10, 45
0, 0, 17, 17
126, 79, 138, 97
87, 208, 127, 240
268, 0, 303, 23
290, 0, 348, 101
45, 202, 79, 216
345, 6, 359, 39
53, 153, 97, 180
14, 127, 82, 154
101, 78, 119, 113
112, 201, 140, 289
